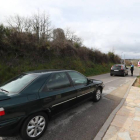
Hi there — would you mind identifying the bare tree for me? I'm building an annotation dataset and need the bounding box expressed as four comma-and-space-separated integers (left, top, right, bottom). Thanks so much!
65, 28, 83, 45
7, 15, 25, 32
53, 28, 65, 41
31, 12, 40, 41
40, 13, 52, 41
24, 18, 32, 33
7, 12, 53, 42
31, 12, 53, 42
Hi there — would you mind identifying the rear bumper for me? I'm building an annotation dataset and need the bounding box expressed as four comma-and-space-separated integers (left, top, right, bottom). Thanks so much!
110, 70, 124, 75
0, 117, 25, 136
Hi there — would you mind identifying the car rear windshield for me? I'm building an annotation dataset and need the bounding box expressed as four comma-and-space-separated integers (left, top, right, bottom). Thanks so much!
0, 74, 38, 94
112, 65, 122, 70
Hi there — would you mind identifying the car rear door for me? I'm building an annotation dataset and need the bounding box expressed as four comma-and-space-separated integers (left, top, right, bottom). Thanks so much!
67, 71, 96, 101
39, 72, 77, 115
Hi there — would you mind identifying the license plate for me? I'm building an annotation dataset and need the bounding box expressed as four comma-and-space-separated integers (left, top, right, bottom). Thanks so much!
114, 70, 119, 71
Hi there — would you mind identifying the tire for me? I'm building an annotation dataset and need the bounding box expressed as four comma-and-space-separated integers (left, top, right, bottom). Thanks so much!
123, 73, 125, 77
110, 73, 113, 76
20, 112, 48, 140
93, 88, 102, 102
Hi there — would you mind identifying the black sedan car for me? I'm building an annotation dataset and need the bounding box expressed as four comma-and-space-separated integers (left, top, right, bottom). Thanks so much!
0, 70, 104, 140
110, 64, 128, 76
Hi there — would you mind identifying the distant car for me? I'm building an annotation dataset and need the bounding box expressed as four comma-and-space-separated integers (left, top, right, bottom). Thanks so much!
110, 64, 128, 76
0, 69, 104, 140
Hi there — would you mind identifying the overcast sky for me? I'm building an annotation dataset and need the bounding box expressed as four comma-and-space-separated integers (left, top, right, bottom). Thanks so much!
1, 0, 140, 59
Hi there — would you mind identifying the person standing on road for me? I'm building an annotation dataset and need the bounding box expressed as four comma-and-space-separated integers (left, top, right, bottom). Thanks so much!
130, 63, 134, 76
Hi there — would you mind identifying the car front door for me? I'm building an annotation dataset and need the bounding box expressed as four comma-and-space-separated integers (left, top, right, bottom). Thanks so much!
67, 71, 96, 101
124, 65, 128, 74
39, 72, 77, 115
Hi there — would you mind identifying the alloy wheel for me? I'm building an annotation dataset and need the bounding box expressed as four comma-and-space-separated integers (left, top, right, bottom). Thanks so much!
96, 89, 101, 100
124, 73, 125, 77
26, 116, 46, 138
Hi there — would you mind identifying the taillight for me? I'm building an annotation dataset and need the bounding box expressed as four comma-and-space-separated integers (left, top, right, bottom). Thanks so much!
111, 66, 113, 70
121, 66, 124, 70
0, 108, 5, 116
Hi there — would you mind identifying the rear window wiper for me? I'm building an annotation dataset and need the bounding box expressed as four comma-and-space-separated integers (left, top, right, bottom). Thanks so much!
0, 88, 9, 93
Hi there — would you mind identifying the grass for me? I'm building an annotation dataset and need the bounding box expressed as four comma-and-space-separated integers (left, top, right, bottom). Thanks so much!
133, 76, 140, 88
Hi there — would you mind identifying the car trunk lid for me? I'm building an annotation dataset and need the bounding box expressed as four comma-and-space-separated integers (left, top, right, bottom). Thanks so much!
111, 65, 124, 71
0, 92, 11, 101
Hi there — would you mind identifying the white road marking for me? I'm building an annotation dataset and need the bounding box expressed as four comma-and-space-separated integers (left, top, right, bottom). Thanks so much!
104, 78, 121, 84
103, 87, 117, 95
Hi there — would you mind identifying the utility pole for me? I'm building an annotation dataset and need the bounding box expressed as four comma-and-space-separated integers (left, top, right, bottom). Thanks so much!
121, 52, 123, 64
37, 26, 39, 43
124, 54, 125, 65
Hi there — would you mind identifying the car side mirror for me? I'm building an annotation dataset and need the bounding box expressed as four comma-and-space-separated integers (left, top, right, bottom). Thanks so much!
87, 79, 93, 84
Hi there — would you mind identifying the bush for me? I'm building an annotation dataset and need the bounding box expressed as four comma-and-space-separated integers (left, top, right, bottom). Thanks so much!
0, 21, 120, 84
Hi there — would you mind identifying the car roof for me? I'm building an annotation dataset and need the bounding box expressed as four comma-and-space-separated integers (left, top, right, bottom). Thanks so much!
113, 64, 124, 66
24, 69, 72, 75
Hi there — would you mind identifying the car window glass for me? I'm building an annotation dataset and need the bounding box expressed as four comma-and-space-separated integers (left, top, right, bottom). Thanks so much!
0, 74, 38, 93
42, 72, 71, 92
112, 65, 121, 70
68, 71, 87, 85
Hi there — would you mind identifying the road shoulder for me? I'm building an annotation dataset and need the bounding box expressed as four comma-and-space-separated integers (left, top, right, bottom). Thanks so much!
94, 78, 136, 140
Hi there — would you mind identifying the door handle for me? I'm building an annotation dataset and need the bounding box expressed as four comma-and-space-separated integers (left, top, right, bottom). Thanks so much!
44, 98, 52, 103
77, 89, 82, 92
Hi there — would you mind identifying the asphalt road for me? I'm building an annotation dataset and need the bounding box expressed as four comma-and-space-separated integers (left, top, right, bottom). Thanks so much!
1, 68, 140, 140
90, 67, 139, 95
